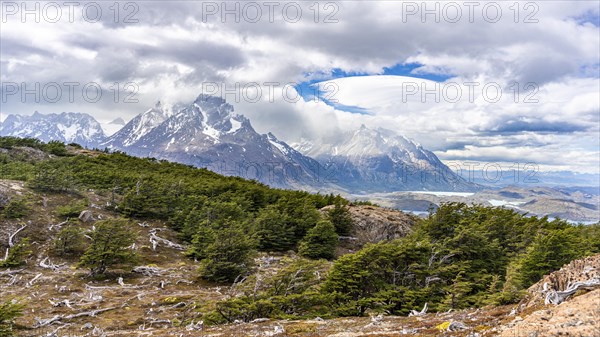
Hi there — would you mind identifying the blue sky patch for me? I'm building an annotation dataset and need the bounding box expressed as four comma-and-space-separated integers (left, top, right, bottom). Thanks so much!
572, 10, 600, 27
295, 63, 454, 113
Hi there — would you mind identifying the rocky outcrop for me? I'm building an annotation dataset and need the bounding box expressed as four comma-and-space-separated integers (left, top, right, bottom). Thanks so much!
500, 289, 600, 337
321, 205, 417, 253
523, 254, 600, 307
499, 254, 600, 337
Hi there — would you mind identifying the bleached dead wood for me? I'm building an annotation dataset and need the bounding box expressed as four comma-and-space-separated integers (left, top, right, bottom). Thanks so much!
133, 266, 162, 276
8, 224, 27, 247
39, 257, 66, 271
26, 273, 43, 287
439, 253, 455, 264
34, 307, 118, 328
148, 229, 185, 251
147, 318, 172, 326
2, 224, 27, 261
85, 283, 116, 290
48, 299, 73, 308
7, 274, 20, 285
65, 306, 117, 319
408, 302, 428, 317
185, 320, 204, 331
0, 268, 24, 276
425, 276, 441, 286
34, 315, 62, 328
42, 324, 70, 337
544, 278, 600, 305
48, 220, 68, 231
176, 279, 193, 285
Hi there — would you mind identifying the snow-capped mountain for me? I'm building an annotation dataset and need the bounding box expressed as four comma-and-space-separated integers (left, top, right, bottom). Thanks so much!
0, 97, 478, 192
103, 101, 172, 147
104, 95, 328, 190
101, 117, 127, 137
294, 125, 478, 192
0, 111, 106, 147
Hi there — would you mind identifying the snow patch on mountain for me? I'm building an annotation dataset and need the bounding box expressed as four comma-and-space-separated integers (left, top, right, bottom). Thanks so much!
0, 111, 106, 146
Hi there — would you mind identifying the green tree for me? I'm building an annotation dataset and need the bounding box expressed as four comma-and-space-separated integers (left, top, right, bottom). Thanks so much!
1, 198, 29, 219
0, 300, 23, 337
79, 220, 137, 276
55, 199, 88, 217
511, 228, 583, 288
52, 225, 86, 257
298, 220, 338, 260
255, 205, 295, 251
0, 239, 32, 268
187, 225, 216, 261
327, 201, 353, 236
45, 140, 69, 156
28, 161, 75, 193
198, 225, 256, 283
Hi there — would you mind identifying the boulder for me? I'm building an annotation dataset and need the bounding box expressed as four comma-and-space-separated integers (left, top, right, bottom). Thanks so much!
78, 210, 94, 222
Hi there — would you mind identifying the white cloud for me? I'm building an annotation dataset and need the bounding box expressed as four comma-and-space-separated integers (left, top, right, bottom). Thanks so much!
1, 1, 598, 173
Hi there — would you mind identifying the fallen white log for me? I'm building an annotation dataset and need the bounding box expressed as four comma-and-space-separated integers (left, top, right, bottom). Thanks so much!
34, 315, 62, 328
48, 299, 73, 309
34, 307, 117, 328
27, 273, 43, 287
2, 224, 28, 261
48, 220, 68, 231
8, 224, 27, 247
0, 268, 24, 276
408, 302, 428, 317
176, 279, 193, 285
186, 320, 204, 331
39, 257, 66, 271
149, 230, 185, 251
133, 266, 163, 276
544, 278, 600, 305
7, 275, 20, 285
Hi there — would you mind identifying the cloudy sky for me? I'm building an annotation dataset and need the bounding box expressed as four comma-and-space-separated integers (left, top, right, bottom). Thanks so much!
1, 1, 599, 173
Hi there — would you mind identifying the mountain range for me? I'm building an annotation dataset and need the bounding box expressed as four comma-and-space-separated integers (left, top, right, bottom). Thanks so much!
0, 111, 105, 147
0, 95, 476, 192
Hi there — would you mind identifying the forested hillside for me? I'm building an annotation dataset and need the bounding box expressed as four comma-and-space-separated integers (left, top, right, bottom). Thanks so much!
0, 137, 598, 336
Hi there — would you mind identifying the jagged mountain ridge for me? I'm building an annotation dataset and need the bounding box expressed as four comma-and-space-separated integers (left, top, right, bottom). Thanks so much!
102, 95, 327, 190
295, 125, 477, 192
1, 95, 477, 192
0, 111, 105, 147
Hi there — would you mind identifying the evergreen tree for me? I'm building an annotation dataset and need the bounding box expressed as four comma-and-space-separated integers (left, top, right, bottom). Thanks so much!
187, 225, 216, 260
298, 220, 338, 260
53, 225, 86, 257
327, 201, 353, 236
28, 161, 75, 193
255, 205, 295, 251
0, 300, 23, 337
1, 198, 29, 219
512, 228, 582, 288
79, 219, 137, 275
199, 225, 256, 283
0, 239, 32, 268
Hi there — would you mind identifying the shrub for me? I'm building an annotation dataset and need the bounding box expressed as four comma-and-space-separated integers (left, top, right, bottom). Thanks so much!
1, 198, 29, 219
0, 239, 32, 268
198, 225, 256, 283
298, 220, 338, 260
53, 225, 86, 257
55, 200, 88, 217
0, 300, 24, 337
327, 201, 353, 236
79, 219, 137, 275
